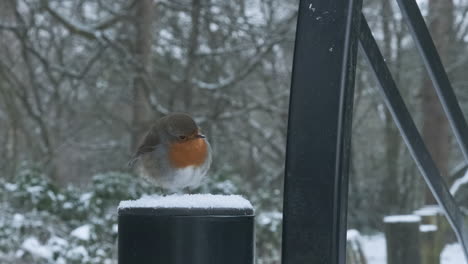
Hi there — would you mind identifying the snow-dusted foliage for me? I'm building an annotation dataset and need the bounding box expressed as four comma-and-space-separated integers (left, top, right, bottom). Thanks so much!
0, 166, 148, 263
0, 165, 282, 263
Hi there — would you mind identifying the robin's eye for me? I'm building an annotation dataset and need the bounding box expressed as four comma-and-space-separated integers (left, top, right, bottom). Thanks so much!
179, 135, 186, 140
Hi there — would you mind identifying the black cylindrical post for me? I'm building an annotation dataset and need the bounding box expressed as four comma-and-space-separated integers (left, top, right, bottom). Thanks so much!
118, 194, 254, 264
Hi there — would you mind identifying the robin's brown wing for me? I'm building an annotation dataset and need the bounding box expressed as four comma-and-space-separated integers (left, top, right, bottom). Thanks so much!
128, 128, 161, 167
136, 130, 160, 155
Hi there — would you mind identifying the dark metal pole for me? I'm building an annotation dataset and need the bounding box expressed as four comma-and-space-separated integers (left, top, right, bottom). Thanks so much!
395, 0, 468, 163
282, 0, 361, 263
359, 15, 468, 261
118, 205, 254, 264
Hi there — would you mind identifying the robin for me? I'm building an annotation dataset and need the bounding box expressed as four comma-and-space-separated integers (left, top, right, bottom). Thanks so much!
128, 113, 211, 191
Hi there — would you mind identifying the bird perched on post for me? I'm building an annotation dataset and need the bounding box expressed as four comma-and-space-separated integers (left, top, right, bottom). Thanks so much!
128, 113, 211, 191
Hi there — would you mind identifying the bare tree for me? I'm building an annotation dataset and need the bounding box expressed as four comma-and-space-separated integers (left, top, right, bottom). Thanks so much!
421, 0, 454, 204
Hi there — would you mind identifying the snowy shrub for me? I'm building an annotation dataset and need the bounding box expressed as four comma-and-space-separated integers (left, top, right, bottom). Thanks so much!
194, 168, 241, 195
1, 167, 133, 263
1, 165, 283, 264
91, 172, 145, 202
256, 210, 282, 264
8, 165, 60, 212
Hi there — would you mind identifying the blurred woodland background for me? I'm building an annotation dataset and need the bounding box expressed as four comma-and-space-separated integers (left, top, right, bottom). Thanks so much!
1, 0, 468, 263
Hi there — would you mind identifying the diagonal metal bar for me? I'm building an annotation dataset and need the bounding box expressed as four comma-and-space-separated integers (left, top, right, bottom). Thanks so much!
358, 14, 468, 261
396, 0, 468, 163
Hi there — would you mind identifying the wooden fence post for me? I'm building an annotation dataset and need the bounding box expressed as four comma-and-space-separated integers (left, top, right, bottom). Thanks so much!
414, 205, 446, 264
419, 224, 439, 264
384, 215, 421, 264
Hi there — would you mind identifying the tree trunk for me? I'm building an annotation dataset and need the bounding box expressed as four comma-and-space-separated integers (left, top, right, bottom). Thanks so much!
421, 0, 454, 204
131, 0, 154, 150
182, 0, 201, 111
380, 0, 401, 213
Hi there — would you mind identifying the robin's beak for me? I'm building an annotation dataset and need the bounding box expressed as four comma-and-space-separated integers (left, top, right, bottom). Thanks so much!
195, 134, 206, 139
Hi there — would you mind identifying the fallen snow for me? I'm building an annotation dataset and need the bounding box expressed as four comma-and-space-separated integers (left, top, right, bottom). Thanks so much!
70, 224, 91, 241
48, 236, 68, 251
441, 243, 467, 264
360, 233, 466, 264
450, 169, 468, 195
258, 211, 282, 225
12, 213, 25, 228
118, 194, 253, 210
80, 192, 93, 204
26, 186, 44, 193
383, 215, 421, 223
347, 229, 364, 252
258, 211, 282, 232
66, 245, 89, 261
347, 229, 362, 241
361, 233, 386, 264
21, 237, 53, 260
4, 183, 17, 191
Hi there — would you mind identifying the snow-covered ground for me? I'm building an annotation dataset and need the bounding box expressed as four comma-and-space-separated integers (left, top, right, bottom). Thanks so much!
360, 233, 466, 264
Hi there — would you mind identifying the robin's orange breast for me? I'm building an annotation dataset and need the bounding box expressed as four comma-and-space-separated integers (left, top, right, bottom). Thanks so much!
168, 138, 208, 168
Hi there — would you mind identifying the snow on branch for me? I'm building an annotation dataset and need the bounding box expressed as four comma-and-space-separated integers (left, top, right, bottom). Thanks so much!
44, 5, 96, 40
44, 3, 122, 40
193, 45, 274, 90
450, 169, 468, 195
191, 13, 296, 91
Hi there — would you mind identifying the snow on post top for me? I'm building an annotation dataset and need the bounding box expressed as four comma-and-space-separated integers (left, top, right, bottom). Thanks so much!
420, 224, 438, 233
383, 215, 421, 223
413, 205, 442, 216
118, 194, 254, 216
119, 194, 253, 209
